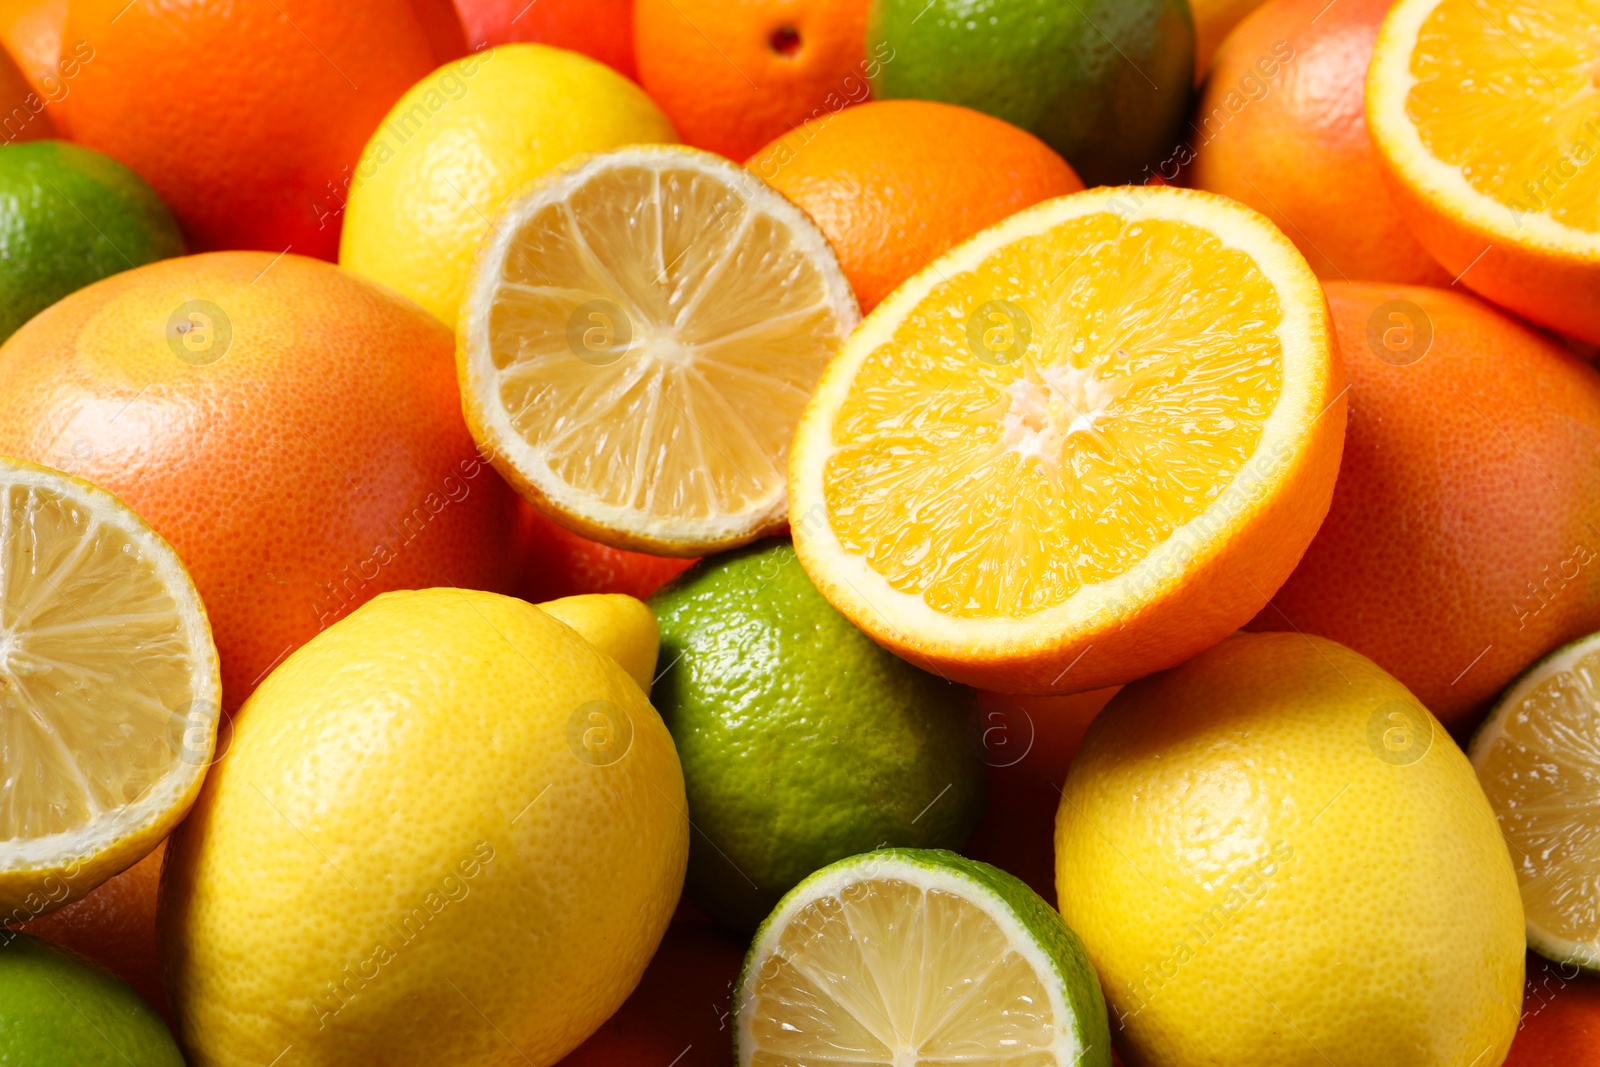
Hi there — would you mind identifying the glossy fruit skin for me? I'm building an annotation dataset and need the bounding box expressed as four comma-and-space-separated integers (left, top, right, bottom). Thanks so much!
19, 842, 168, 1020
635, 0, 872, 162
340, 44, 676, 329
867, 0, 1194, 186
1248, 282, 1600, 731
1190, 0, 1270, 76
454, 0, 636, 78
160, 588, 688, 1067
1507, 953, 1600, 1067
48, 0, 451, 260
0, 36, 52, 141
650, 540, 986, 931
518, 502, 696, 603
0, 140, 183, 340
749, 99, 1082, 312
0, 251, 522, 712
1188, 0, 1449, 285
0, 933, 182, 1066
1057, 631, 1525, 1067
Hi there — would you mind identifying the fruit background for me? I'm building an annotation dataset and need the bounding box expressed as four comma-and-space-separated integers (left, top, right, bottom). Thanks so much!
0, 0, 1596, 1065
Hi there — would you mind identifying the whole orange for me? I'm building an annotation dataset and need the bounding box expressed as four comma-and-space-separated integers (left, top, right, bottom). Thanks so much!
0, 252, 521, 711
47, 0, 460, 260
635, 0, 872, 162
749, 99, 1083, 311
1248, 281, 1600, 730
1186, 0, 1449, 285
517, 503, 696, 604
1508, 954, 1600, 1067
454, 0, 636, 79
18, 842, 167, 1019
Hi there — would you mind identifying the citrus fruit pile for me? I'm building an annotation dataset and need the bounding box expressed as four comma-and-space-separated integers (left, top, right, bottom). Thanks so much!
0, 2, 1594, 1066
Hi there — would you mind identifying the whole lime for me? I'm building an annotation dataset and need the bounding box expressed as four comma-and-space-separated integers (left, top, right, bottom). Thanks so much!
0, 932, 183, 1066
866, 0, 1194, 186
650, 539, 986, 931
0, 140, 183, 341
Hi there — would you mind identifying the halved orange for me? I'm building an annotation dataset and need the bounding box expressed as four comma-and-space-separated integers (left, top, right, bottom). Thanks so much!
1367, 0, 1600, 343
459, 145, 860, 556
788, 186, 1344, 694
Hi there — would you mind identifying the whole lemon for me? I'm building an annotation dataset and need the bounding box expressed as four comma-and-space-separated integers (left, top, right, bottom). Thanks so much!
339, 44, 677, 328
1056, 632, 1523, 1067
160, 588, 687, 1067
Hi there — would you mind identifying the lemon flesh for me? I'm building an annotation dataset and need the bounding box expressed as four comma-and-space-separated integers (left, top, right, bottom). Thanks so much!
461, 145, 859, 556
1472, 632, 1600, 970
0, 456, 219, 914
1402, 0, 1600, 236
737, 849, 1110, 1067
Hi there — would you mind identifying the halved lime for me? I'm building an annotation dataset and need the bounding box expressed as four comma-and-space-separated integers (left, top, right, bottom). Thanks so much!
1470, 631, 1600, 969
735, 848, 1111, 1066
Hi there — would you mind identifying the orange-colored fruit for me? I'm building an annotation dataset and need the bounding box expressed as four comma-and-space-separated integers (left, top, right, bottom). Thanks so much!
1509, 953, 1600, 1067
517, 502, 697, 604
18, 841, 167, 1020
635, 0, 873, 161
0, 251, 521, 711
1188, 0, 1449, 285
963, 687, 1118, 904
1249, 281, 1600, 729
1366, 0, 1600, 344
0, 0, 61, 98
0, 41, 45, 142
455, 0, 636, 79
48, 0, 456, 260
749, 99, 1083, 312
555, 921, 748, 1067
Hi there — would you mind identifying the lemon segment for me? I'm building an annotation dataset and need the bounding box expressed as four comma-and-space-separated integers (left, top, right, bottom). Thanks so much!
461, 145, 860, 556
1471, 631, 1600, 970
736, 849, 1111, 1067
0, 456, 219, 914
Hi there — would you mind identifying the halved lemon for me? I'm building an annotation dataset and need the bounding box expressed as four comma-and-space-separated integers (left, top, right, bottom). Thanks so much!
736, 848, 1111, 1067
1470, 630, 1600, 970
0, 456, 220, 916
788, 185, 1343, 694
459, 145, 860, 556
1367, 0, 1600, 343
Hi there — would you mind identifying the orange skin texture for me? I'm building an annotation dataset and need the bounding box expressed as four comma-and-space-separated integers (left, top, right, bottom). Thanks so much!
1508, 954, 1600, 1067
516, 501, 696, 604
635, 0, 871, 162
749, 100, 1084, 312
18, 841, 167, 1020
1249, 281, 1600, 730
1187, 0, 1450, 285
554, 921, 747, 1066
49, 0, 448, 261
0, 252, 522, 712
454, 0, 636, 79
0, 0, 62, 96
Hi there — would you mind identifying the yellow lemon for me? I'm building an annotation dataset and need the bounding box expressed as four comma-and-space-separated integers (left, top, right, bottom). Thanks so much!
0, 455, 219, 918
537, 593, 658, 691
160, 588, 687, 1067
1056, 631, 1524, 1067
339, 44, 678, 328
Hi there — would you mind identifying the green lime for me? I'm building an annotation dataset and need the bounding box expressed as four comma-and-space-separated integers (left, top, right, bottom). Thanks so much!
0, 932, 184, 1066
0, 140, 184, 341
650, 539, 985, 931
736, 848, 1112, 1066
867, 0, 1194, 185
